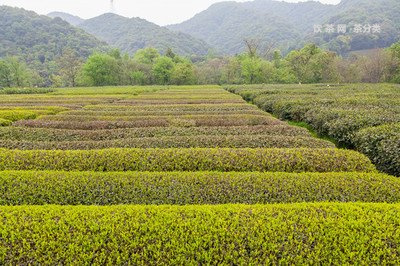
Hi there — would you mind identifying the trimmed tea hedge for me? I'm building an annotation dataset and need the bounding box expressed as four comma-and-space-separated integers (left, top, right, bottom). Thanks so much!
84, 103, 258, 112
226, 84, 400, 175
0, 135, 334, 150
61, 109, 266, 117
355, 123, 400, 176
0, 148, 376, 172
0, 203, 400, 264
0, 171, 399, 205
0, 119, 11, 127
15, 115, 282, 129
0, 125, 311, 141
0, 87, 55, 94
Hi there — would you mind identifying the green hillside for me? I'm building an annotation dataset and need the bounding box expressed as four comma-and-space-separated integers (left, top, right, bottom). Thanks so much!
78, 13, 213, 56
168, 0, 400, 55
0, 6, 106, 64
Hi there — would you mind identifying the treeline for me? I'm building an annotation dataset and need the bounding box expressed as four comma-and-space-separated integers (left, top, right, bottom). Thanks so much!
1, 42, 400, 87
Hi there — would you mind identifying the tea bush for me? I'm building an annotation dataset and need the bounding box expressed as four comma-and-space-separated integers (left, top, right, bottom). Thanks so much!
0, 135, 334, 150
0, 203, 399, 264
0, 171, 398, 205
0, 148, 375, 172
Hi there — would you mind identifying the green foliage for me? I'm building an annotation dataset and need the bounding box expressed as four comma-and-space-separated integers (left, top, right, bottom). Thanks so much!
133, 48, 160, 65
285, 44, 337, 83
0, 6, 107, 86
78, 13, 212, 56
0, 110, 37, 122
0, 135, 334, 150
0, 119, 11, 127
0, 87, 55, 94
1, 203, 400, 264
152, 56, 174, 84
56, 49, 83, 87
0, 171, 399, 205
0, 148, 376, 172
0, 125, 311, 142
227, 83, 400, 175
81, 53, 120, 86
355, 123, 400, 176
0, 57, 32, 87
169, 0, 400, 55
171, 62, 196, 85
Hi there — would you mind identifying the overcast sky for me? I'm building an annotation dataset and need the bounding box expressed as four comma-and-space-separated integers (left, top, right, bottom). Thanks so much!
0, 0, 341, 26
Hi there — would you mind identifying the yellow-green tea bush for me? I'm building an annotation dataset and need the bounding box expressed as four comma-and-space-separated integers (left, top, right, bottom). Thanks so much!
0, 110, 37, 122
0, 148, 376, 172
0, 203, 400, 264
0, 119, 11, 127
0, 171, 399, 205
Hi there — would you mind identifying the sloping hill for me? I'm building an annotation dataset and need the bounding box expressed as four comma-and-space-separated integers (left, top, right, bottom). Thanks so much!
0, 6, 106, 64
168, 1, 301, 55
78, 13, 213, 56
168, 0, 400, 55
47, 11, 85, 26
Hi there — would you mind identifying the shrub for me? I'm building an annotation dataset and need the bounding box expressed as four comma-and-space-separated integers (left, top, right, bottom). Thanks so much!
0, 110, 37, 122
0, 203, 400, 264
355, 123, 400, 176
226, 84, 400, 175
0, 135, 334, 150
0, 171, 398, 205
0, 119, 11, 127
0, 148, 376, 172
0, 125, 311, 141
0, 87, 55, 94
14, 115, 282, 129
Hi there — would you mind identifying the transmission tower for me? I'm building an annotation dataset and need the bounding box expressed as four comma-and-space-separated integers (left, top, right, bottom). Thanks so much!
110, 0, 115, 13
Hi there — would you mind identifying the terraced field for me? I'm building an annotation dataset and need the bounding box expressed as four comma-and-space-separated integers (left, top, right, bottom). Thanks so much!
1, 85, 400, 264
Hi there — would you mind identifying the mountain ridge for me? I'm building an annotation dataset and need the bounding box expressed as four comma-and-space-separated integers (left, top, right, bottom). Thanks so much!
168, 0, 400, 54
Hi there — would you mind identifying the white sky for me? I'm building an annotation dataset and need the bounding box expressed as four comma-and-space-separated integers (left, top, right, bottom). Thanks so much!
0, 0, 341, 26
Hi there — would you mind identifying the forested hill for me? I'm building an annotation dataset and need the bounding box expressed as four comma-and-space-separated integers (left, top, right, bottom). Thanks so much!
47, 11, 84, 26
168, 0, 400, 55
0, 6, 106, 65
78, 13, 213, 56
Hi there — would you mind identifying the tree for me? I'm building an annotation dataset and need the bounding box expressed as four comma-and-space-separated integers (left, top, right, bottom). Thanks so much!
56, 49, 83, 87
5, 57, 32, 87
241, 56, 263, 84
171, 61, 196, 85
389, 42, 400, 83
153, 56, 174, 85
0, 60, 12, 87
81, 53, 120, 86
285, 44, 338, 83
134, 48, 160, 65
165, 48, 176, 59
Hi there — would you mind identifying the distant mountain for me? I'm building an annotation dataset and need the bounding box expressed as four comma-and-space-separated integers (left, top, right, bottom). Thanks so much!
47, 11, 84, 26
168, 0, 400, 55
0, 6, 106, 64
78, 13, 213, 56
